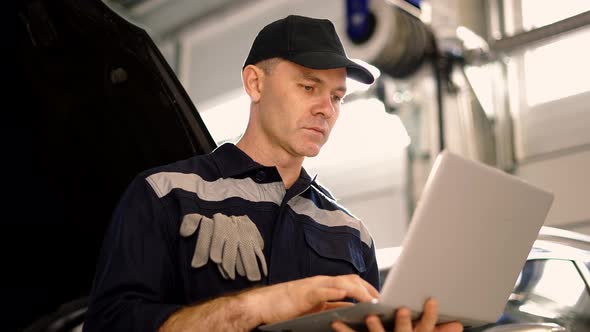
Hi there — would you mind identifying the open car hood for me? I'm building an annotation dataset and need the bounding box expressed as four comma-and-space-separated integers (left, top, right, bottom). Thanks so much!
11, 0, 216, 329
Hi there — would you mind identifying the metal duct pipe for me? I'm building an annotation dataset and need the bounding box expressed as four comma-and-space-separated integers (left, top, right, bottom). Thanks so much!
342, 0, 435, 79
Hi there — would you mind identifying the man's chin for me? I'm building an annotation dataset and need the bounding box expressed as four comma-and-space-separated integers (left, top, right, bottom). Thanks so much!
297, 145, 322, 158
305, 151, 320, 157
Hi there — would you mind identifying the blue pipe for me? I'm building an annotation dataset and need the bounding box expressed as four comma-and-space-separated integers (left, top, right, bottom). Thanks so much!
346, 0, 371, 42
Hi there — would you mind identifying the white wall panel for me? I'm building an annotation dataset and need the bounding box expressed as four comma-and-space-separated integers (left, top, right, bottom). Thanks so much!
515, 149, 590, 235
340, 190, 408, 248
514, 90, 590, 162
507, 28, 590, 163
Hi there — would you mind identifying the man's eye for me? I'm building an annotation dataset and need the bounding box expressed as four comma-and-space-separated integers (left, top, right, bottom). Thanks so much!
302, 85, 313, 91
332, 95, 343, 103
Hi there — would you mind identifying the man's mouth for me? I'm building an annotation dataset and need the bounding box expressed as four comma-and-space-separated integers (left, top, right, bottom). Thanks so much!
305, 127, 326, 135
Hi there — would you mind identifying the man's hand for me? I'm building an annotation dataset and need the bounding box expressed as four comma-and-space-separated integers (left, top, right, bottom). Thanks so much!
331, 298, 463, 332
243, 274, 379, 325
159, 274, 378, 332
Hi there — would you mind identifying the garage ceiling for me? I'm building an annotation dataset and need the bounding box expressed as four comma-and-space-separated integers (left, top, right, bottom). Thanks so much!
105, 0, 484, 43
105, 0, 254, 38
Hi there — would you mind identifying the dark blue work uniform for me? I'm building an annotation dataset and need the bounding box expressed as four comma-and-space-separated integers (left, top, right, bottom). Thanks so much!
84, 143, 379, 331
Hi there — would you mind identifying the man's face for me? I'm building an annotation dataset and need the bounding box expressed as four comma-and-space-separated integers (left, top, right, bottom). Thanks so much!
256, 60, 347, 158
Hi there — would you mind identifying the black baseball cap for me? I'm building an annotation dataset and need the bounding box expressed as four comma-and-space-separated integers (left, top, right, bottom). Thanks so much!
243, 15, 375, 84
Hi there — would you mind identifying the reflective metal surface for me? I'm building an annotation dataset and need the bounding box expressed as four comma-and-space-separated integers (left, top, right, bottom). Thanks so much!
483, 322, 566, 332
498, 259, 590, 332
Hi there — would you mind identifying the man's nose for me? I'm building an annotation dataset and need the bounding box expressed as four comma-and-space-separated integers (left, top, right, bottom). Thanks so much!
311, 94, 336, 118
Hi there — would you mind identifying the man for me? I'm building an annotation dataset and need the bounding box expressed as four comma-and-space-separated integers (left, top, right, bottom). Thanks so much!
84, 15, 463, 332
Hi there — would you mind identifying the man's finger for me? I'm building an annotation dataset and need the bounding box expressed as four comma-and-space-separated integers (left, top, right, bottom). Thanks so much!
365, 315, 385, 332
336, 274, 379, 298
435, 322, 463, 332
306, 288, 347, 305
304, 301, 354, 315
354, 275, 380, 298
323, 301, 355, 310
331, 320, 356, 332
395, 308, 413, 332
324, 276, 375, 302
416, 298, 438, 332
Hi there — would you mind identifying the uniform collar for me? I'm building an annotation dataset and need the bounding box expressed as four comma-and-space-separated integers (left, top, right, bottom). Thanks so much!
210, 143, 262, 178
210, 143, 316, 186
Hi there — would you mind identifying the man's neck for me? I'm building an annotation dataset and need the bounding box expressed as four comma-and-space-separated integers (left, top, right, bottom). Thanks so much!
236, 135, 303, 189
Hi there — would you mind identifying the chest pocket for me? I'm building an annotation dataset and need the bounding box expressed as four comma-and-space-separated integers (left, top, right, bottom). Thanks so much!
303, 224, 366, 277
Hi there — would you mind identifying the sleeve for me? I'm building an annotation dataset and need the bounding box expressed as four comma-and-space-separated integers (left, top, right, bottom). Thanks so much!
83, 174, 182, 332
361, 239, 381, 292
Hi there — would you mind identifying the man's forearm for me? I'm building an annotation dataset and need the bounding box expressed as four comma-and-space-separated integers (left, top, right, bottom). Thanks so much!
158, 274, 380, 331
158, 292, 260, 332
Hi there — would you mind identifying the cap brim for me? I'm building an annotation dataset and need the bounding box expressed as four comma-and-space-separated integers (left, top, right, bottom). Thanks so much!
287, 51, 375, 84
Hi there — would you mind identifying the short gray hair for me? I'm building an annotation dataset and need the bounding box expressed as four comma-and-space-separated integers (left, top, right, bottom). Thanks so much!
255, 58, 282, 75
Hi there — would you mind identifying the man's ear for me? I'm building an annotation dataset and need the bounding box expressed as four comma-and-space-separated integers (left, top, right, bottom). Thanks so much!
242, 65, 265, 103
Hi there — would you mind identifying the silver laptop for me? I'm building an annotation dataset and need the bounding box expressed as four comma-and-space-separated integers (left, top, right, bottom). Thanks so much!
260, 150, 554, 331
